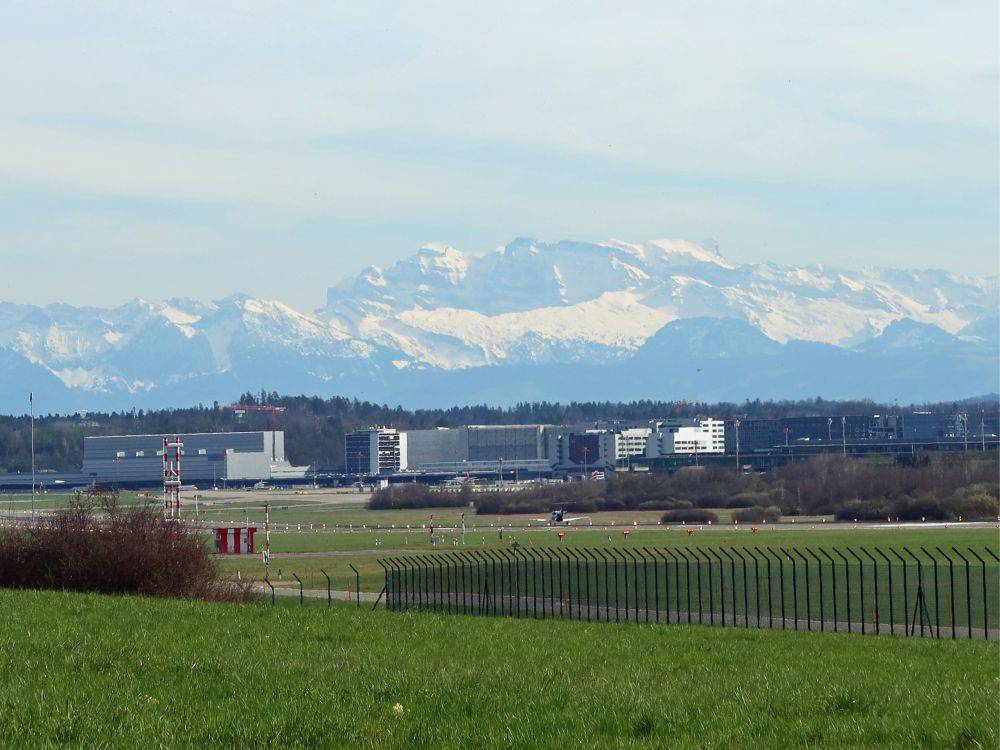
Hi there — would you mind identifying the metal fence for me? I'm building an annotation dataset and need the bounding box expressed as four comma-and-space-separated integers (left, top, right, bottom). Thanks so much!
377, 546, 999, 639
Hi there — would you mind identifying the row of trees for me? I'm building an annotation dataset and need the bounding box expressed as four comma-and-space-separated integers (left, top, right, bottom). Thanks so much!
1, 392, 994, 472
368, 454, 999, 522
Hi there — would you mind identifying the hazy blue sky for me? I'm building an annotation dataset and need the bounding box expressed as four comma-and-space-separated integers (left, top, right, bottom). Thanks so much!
1, 1, 996, 311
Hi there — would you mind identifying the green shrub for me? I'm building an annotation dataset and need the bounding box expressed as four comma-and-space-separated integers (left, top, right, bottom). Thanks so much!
731, 505, 782, 523
660, 509, 719, 524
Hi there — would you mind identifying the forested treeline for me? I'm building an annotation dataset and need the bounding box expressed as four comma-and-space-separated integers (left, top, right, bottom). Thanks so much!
0, 390, 993, 472
370, 454, 1000, 522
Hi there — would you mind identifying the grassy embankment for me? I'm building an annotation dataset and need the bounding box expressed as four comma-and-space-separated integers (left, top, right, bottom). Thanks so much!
1, 588, 996, 749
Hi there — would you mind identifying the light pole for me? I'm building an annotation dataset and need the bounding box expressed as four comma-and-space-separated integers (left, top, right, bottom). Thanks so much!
841, 416, 847, 456
784, 426, 790, 448
29, 392, 34, 519
827, 417, 832, 442
498, 457, 504, 486
961, 413, 969, 452
981, 409, 987, 452
582, 446, 589, 479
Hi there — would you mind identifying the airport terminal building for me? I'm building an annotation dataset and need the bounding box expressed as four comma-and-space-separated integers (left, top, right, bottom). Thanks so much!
81, 431, 308, 487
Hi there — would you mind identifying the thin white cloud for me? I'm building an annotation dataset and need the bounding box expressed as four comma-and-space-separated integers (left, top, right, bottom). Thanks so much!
0, 0, 995, 308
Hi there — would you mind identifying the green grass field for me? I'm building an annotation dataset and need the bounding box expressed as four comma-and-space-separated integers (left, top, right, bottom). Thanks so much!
1, 588, 996, 748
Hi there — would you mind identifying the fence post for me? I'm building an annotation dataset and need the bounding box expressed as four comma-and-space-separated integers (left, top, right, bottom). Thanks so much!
581, 549, 594, 622
709, 548, 726, 627
687, 548, 707, 625
623, 548, 641, 623
641, 548, 651, 623
553, 548, 567, 620
502, 550, 515, 618
453, 553, 464, 615
522, 549, 538, 619
889, 549, 910, 635
874, 548, 892, 635
765, 549, 785, 630
484, 550, 503, 616
292, 573, 304, 607
732, 548, 749, 629
421, 556, 431, 611
984, 549, 999, 640
593, 549, 608, 622
390, 559, 404, 611
950, 548, 972, 639
607, 548, 624, 623
762, 548, 775, 629
819, 549, 837, 631
860, 549, 879, 634
780, 547, 797, 630
429, 556, 443, 613
409, 557, 422, 611
833, 549, 851, 633
467, 551, 481, 614
807, 550, 825, 632
608, 548, 628, 622
609, 549, 627, 622
967, 548, 988, 640
560, 549, 578, 620
468, 552, 484, 615
375, 559, 389, 610
646, 548, 662, 624
719, 549, 735, 627
347, 564, 361, 610
663, 548, 681, 624
694, 548, 713, 626
743, 547, 762, 628
934, 547, 955, 639
320, 568, 332, 608
920, 547, 940, 638
846, 550, 865, 635
456, 552, 472, 615
792, 549, 811, 631
450, 553, 460, 616
263, 576, 275, 606
567, 548, 581, 620
903, 547, 928, 637
676, 548, 694, 625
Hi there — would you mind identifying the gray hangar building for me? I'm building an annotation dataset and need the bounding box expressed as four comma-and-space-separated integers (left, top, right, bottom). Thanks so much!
81, 431, 307, 486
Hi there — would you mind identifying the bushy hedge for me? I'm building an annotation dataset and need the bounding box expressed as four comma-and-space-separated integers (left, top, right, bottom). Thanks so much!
368, 483, 471, 510
660, 509, 719, 524
0, 499, 251, 601
834, 483, 999, 522
731, 506, 782, 523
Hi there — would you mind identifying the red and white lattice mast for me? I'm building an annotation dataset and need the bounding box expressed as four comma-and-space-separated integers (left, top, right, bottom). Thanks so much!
162, 435, 183, 520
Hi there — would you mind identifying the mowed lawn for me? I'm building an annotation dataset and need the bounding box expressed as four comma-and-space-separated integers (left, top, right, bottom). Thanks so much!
1, 589, 996, 748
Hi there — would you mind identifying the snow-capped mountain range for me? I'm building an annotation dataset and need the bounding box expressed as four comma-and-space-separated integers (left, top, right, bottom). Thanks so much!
2, 238, 997, 412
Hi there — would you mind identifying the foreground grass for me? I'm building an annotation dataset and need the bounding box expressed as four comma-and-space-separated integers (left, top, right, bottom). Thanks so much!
1, 589, 997, 748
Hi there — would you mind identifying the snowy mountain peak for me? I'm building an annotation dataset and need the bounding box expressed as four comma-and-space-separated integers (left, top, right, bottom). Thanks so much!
416, 244, 468, 284
645, 239, 736, 269
0, 237, 995, 411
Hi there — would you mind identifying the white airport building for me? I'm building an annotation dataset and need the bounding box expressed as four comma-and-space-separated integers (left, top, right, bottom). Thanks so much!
645, 418, 725, 456
81, 431, 309, 486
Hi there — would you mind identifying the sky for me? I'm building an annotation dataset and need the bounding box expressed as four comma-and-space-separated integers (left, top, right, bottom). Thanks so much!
0, 1, 997, 312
